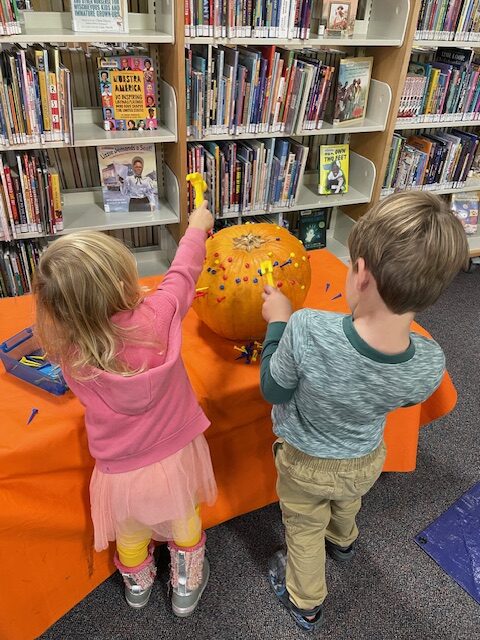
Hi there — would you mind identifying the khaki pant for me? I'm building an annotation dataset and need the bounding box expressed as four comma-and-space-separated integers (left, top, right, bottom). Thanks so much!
274, 438, 387, 611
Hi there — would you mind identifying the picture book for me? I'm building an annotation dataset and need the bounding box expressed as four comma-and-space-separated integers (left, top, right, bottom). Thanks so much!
451, 192, 478, 235
322, 1, 358, 35
333, 56, 373, 125
97, 56, 157, 132
71, 0, 129, 32
298, 210, 327, 249
97, 144, 159, 213
318, 144, 349, 195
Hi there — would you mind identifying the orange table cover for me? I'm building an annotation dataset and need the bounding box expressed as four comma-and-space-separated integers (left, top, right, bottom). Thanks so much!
0, 249, 456, 640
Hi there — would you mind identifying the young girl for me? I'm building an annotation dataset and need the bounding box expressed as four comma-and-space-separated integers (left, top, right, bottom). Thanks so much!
33, 203, 217, 616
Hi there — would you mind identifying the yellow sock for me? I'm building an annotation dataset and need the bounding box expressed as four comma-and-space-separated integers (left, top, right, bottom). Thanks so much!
173, 506, 202, 548
117, 536, 150, 568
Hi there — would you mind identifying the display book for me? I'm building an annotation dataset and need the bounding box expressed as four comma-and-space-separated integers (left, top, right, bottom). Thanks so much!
416, 0, 480, 41
187, 138, 309, 216
398, 48, 480, 123
98, 144, 159, 213
71, 0, 129, 33
97, 55, 158, 132
0, 238, 47, 298
185, 0, 359, 38
0, 150, 63, 242
0, 0, 21, 35
451, 192, 479, 234
298, 209, 327, 249
0, 45, 74, 147
186, 46, 373, 138
382, 129, 480, 195
318, 143, 349, 195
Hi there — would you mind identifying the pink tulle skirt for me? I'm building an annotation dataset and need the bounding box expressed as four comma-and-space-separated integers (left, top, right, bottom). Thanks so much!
90, 434, 218, 551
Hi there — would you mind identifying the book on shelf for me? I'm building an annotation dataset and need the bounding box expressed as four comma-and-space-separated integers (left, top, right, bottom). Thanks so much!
0, 0, 21, 35
382, 128, 480, 195
106, 225, 160, 248
0, 238, 47, 298
318, 143, 349, 195
416, 0, 480, 42
398, 48, 480, 123
186, 45, 351, 138
298, 209, 327, 249
0, 45, 74, 147
98, 144, 159, 213
321, 0, 358, 37
451, 192, 479, 234
333, 56, 372, 125
97, 55, 158, 132
71, 0, 129, 33
0, 150, 63, 241
187, 138, 309, 216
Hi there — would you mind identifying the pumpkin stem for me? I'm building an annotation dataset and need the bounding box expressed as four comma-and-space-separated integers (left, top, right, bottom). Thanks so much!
232, 233, 266, 252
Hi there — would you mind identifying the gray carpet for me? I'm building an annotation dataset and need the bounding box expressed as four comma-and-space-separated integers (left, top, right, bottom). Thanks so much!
40, 269, 480, 640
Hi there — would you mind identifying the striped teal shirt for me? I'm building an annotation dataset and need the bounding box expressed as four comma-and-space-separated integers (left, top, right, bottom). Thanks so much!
261, 309, 445, 459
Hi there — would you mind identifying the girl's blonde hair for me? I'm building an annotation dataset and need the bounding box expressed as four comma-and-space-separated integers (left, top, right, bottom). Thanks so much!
34, 231, 150, 378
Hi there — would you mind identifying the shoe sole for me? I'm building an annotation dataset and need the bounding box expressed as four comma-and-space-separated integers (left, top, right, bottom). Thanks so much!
172, 560, 210, 618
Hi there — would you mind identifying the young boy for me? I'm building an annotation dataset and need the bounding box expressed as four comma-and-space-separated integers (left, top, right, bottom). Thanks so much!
260, 191, 469, 632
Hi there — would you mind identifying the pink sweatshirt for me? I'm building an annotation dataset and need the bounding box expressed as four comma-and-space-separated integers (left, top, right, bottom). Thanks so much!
64, 227, 210, 474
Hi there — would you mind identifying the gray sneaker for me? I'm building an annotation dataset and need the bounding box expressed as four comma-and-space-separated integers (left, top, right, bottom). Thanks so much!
169, 532, 209, 617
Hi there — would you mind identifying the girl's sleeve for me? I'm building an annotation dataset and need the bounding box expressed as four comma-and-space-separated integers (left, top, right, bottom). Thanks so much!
155, 226, 207, 317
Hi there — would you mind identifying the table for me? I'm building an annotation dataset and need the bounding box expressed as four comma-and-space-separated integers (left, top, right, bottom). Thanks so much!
0, 250, 457, 640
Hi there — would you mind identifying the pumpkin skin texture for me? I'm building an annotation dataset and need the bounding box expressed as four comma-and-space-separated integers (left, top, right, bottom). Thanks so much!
193, 223, 312, 341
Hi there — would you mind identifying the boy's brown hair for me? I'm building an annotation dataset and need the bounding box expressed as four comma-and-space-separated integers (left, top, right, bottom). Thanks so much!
348, 191, 469, 314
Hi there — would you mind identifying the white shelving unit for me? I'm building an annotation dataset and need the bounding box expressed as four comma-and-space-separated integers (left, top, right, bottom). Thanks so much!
467, 229, 480, 257
189, 80, 391, 142
413, 39, 480, 48
395, 118, 479, 131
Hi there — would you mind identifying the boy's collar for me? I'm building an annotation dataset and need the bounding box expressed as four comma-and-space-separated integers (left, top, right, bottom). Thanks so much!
342, 316, 415, 364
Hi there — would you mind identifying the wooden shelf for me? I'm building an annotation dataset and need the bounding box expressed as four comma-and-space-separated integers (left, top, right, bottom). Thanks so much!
395, 118, 480, 131
9, 11, 174, 43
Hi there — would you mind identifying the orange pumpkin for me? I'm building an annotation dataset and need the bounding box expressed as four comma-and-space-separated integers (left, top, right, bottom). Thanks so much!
193, 222, 312, 341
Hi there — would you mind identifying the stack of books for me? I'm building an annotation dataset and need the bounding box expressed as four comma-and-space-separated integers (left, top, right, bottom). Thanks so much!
382, 129, 480, 195
0, 0, 21, 35
49, 147, 100, 190
0, 151, 63, 241
187, 138, 309, 216
416, 0, 480, 41
0, 45, 74, 147
186, 46, 373, 138
398, 48, 480, 123
0, 238, 47, 298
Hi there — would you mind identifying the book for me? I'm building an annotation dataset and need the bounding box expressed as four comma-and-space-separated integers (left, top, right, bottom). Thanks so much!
97, 144, 159, 213
322, 0, 358, 36
451, 192, 478, 234
97, 55, 158, 132
333, 56, 373, 125
0, 238, 47, 298
416, 0, 480, 41
318, 143, 349, 195
298, 210, 327, 249
71, 0, 129, 33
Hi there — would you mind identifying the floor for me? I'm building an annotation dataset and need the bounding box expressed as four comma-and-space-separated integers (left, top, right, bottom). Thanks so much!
40, 268, 480, 640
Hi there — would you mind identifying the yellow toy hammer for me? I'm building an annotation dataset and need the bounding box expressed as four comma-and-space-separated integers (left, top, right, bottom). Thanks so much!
186, 172, 208, 209
260, 260, 275, 287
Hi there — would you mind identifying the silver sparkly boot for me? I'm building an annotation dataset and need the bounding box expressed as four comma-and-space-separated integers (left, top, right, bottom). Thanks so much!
168, 532, 209, 617
114, 543, 157, 609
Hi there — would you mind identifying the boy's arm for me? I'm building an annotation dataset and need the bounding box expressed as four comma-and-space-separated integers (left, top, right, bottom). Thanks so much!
261, 312, 307, 404
155, 226, 207, 318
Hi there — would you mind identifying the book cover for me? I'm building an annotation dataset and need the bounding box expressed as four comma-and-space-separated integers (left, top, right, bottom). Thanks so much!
71, 0, 129, 33
451, 192, 478, 234
318, 143, 349, 195
98, 56, 157, 131
97, 144, 159, 213
322, 0, 358, 35
333, 56, 373, 125
298, 209, 327, 250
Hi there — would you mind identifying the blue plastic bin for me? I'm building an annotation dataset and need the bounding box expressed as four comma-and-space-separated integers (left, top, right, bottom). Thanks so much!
0, 327, 68, 396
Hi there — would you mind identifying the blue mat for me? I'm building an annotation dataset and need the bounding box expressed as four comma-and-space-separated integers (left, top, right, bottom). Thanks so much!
415, 482, 480, 604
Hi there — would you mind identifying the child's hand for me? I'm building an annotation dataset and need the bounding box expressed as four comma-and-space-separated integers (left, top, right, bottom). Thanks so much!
189, 201, 214, 233
262, 286, 293, 324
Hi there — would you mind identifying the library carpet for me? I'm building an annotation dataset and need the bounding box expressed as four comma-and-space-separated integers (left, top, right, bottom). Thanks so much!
0, 249, 458, 640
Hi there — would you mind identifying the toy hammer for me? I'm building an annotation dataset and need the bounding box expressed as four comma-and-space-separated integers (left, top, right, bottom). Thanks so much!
186, 172, 208, 209
260, 260, 275, 287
